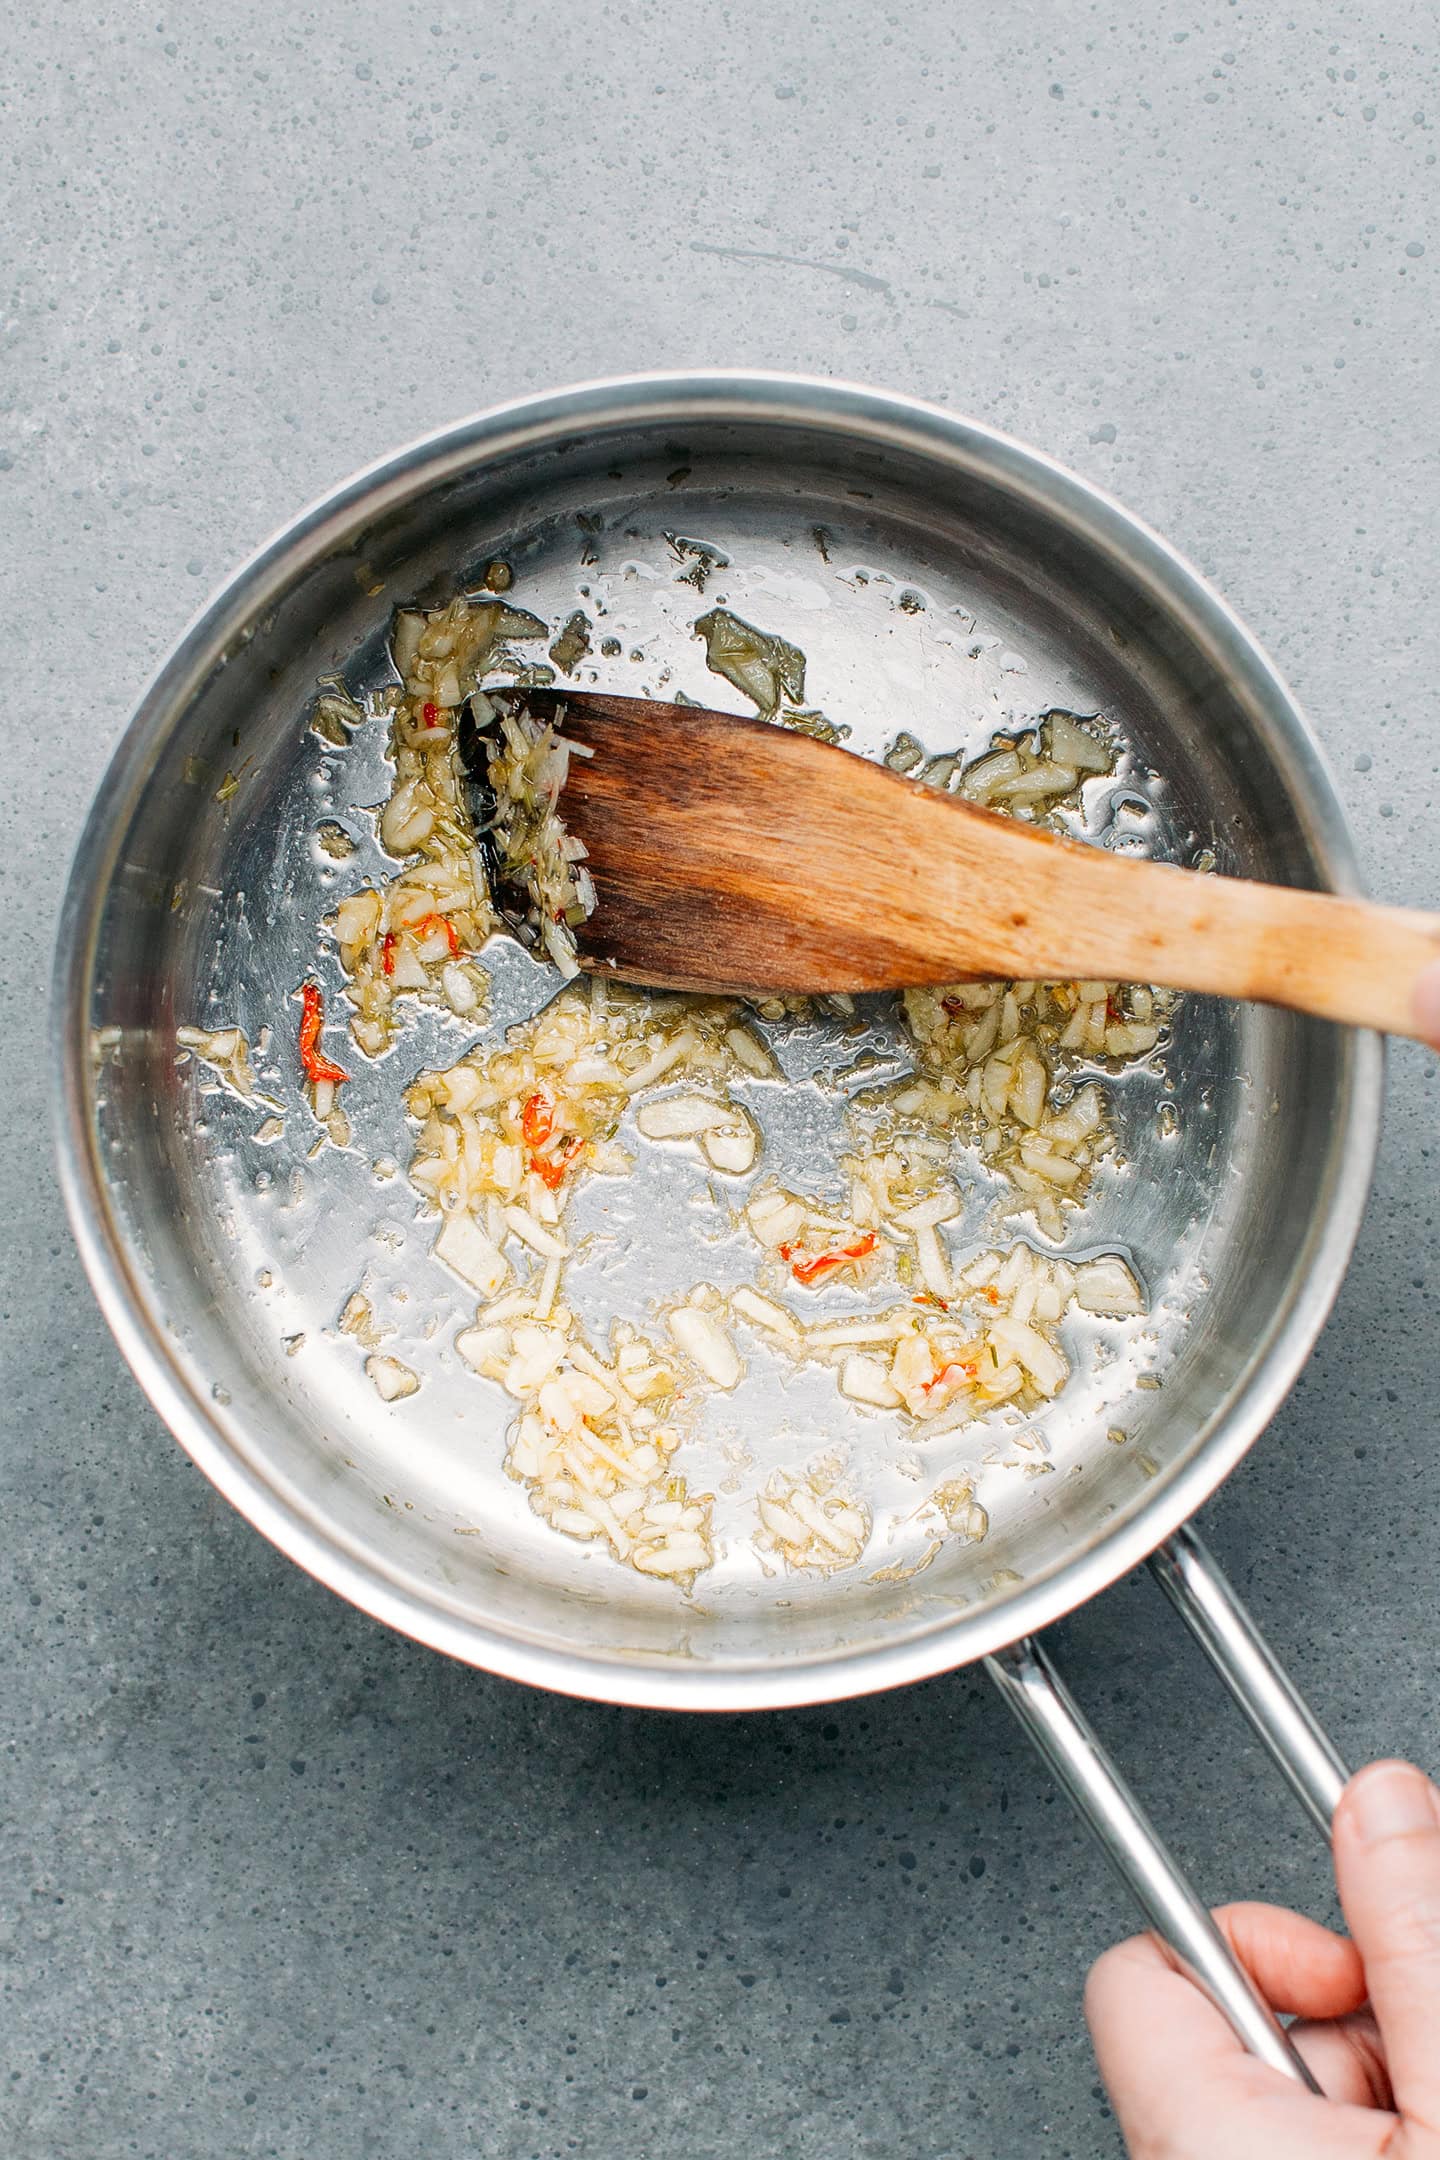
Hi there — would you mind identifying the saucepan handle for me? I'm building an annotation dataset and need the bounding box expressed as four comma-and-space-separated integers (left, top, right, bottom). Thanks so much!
986, 1634, 1322, 2091
987, 1522, 1354, 2092
1148, 1524, 1348, 1839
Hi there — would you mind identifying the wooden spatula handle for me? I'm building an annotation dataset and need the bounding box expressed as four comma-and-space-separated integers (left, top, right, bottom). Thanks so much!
928, 836, 1440, 1039
785, 764, 1440, 1039
797, 769, 1440, 1038
1136, 878, 1440, 1038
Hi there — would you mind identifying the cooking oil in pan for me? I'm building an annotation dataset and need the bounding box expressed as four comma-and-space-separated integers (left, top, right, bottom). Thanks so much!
155, 501, 1228, 1611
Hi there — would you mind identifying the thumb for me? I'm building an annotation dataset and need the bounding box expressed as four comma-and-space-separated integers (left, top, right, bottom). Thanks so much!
1333, 1759, 1440, 2132
1415, 958, 1440, 1048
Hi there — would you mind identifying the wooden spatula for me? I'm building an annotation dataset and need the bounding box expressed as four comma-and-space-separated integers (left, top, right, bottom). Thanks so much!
517, 689, 1440, 1039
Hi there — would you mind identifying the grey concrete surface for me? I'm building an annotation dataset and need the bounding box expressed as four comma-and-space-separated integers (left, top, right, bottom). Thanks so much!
3, 3, 1437, 2155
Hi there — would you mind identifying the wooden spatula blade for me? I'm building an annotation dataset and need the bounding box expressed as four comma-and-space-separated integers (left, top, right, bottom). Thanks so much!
535, 690, 946, 992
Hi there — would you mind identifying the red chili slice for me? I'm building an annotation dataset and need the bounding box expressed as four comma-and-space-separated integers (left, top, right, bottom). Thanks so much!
520, 1090, 581, 1189
923, 1358, 979, 1394
413, 911, 461, 956
298, 982, 349, 1089
784, 1233, 877, 1287
532, 1136, 583, 1191
520, 1090, 554, 1151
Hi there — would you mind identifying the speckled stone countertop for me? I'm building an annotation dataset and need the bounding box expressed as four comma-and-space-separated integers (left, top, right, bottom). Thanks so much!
2, 5, 1436, 2155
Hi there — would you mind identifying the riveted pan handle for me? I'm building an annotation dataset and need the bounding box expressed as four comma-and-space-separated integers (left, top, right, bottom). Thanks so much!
986, 1636, 1322, 2090
1149, 1525, 1348, 1839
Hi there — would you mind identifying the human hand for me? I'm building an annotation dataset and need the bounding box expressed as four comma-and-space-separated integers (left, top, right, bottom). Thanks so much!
1086, 1759, 1440, 2157
1418, 959, 1440, 1049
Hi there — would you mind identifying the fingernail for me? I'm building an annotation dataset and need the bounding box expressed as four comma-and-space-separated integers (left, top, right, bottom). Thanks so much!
1344, 1762, 1440, 1846
1415, 959, 1440, 1048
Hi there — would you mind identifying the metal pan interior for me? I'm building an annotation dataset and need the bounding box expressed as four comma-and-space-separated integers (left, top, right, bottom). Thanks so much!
56, 379, 1379, 1707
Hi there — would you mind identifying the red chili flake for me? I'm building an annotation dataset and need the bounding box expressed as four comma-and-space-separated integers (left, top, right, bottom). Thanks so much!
520, 1090, 554, 1152
421, 702, 441, 728
532, 1136, 584, 1191
297, 982, 349, 1090
380, 932, 398, 977
924, 1358, 979, 1393
520, 1090, 581, 1189
413, 911, 461, 956
785, 1234, 878, 1287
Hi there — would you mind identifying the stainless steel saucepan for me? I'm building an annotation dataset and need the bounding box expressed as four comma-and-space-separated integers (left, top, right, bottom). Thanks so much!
54, 374, 1379, 2089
